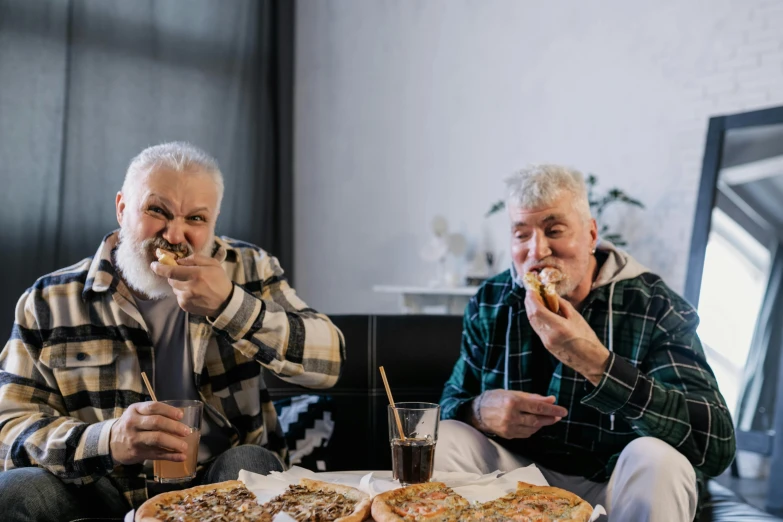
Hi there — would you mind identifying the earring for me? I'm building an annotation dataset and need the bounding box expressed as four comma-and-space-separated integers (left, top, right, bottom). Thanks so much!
591, 247, 596, 254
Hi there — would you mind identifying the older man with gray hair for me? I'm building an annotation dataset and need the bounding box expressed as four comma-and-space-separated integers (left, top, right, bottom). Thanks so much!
437, 164, 735, 521
0, 142, 345, 521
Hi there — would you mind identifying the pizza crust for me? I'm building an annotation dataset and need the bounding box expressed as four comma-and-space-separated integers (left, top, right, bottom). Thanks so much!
135, 480, 248, 522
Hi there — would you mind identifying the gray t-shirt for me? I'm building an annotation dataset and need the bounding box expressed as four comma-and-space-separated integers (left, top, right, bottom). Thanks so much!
134, 295, 230, 463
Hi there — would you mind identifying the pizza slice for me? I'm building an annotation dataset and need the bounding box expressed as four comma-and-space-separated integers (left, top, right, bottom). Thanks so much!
371, 481, 470, 522
135, 480, 271, 522
464, 481, 593, 522
522, 268, 563, 313
156, 247, 184, 266
263, 477, 371, 522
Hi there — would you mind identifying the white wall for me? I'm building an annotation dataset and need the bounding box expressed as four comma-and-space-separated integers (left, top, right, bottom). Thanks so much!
294, 0, 783, 313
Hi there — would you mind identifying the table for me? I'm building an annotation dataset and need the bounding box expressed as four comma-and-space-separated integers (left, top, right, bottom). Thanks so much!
372, 285, 479, 315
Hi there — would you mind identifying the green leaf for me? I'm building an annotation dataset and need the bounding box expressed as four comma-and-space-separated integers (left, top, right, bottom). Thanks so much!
603, 233, 626, 246
486, 200, 506, 217
619, 195, 645, 208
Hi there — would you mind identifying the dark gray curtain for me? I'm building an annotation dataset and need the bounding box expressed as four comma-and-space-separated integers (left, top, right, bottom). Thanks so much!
0, 0, 294, 341
737, 242, 783, 432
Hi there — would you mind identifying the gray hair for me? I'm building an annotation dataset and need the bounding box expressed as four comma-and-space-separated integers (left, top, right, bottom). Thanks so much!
121, 141, 225, 211
505, 164, 591, 221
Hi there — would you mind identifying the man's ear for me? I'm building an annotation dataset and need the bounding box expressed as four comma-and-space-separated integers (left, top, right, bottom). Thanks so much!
589, 218, 598, 246
116, 192, 125, 226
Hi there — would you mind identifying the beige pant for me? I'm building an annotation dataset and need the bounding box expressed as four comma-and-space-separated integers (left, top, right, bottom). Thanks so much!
434, 420, 698, 522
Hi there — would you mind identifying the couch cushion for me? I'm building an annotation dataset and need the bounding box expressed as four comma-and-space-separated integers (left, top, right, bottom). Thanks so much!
700, 481, 782, 521
274, 394, 334, 471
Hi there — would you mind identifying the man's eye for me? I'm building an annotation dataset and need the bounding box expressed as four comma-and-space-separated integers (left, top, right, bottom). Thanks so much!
548, 228, 565, 236
149, 206, 165, 215
189, 216, 205, 222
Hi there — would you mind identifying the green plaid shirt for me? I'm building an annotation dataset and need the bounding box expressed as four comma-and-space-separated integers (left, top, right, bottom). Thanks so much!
440, 267, 735, 504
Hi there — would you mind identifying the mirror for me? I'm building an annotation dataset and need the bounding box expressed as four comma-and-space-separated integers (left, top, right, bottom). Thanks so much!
686, 105, 783, 513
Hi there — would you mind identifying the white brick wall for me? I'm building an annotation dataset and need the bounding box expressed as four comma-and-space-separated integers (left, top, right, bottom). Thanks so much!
670, 1, 783, 146
638, 0, 783, 281
295, 0, 783, 313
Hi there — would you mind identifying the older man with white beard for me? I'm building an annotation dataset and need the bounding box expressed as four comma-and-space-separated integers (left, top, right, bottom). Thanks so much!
0, 142, 345, 522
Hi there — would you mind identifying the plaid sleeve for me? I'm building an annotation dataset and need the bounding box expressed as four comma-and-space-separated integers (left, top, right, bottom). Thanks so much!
209, 252, 345, 390
440, 297, 484, 421
0, 291, 117, 483
581, 295, 736, 477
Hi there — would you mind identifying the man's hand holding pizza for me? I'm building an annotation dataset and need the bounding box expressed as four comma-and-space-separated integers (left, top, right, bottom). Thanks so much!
151, 254, 234, 317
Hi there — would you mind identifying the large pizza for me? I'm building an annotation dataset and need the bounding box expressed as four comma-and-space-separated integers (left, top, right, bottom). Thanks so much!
135, 480, 270, 522
372, 481, 593, 522
135, 478, 371, 522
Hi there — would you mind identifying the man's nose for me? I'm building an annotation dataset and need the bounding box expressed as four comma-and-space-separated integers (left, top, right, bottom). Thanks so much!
162, 219, 186, 247
528, 232, 552, 261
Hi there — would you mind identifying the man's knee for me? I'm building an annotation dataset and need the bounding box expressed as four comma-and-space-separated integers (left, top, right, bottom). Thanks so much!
0, 467, 69, 501
618, 437, 696, 485
610, 437, 698, 521
0, 468, 81, 522
439, 419, 485, 444
435, 420, 495, 473
204, 445, 284, 484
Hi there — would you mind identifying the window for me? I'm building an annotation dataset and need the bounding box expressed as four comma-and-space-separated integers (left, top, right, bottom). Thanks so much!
697, 208, 770, 419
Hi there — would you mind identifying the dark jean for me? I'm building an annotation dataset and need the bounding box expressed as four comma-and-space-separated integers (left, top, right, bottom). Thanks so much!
0, 445, 284, 522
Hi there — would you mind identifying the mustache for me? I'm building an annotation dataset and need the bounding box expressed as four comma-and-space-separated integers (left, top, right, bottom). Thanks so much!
142, 236, 192, 257
529, 260, 563, 272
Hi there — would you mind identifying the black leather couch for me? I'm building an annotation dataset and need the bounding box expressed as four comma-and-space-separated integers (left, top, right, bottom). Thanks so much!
266, 315, 781, 521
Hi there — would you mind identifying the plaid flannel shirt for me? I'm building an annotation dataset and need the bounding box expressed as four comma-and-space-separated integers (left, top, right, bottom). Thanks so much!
441, 269, 735, 506
0, 231, 345, 508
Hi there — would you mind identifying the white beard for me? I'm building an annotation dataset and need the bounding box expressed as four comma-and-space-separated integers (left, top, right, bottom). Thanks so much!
114, 228, 214, 300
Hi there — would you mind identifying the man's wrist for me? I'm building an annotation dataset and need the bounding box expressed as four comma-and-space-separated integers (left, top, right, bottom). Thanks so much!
108, 422, 117, 468
585, 349, 611, 386
470, 393, 489, 433
210, 283, 235, 320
